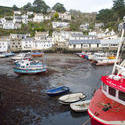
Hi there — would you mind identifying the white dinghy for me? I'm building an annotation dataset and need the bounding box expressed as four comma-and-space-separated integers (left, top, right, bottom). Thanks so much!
70, 100, 91, 112
58, 93, 86, 105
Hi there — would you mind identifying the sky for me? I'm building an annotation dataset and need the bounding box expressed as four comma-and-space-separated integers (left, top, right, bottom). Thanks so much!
0, 0, 113, 12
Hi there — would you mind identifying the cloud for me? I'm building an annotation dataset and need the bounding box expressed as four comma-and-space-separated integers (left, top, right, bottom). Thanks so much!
0, 0, 113, 12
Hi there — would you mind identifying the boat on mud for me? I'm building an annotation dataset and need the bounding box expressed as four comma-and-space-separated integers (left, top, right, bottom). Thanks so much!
31, 52, 44, 57
58, 93, 86, 105
45, 86, 70, 96
13, 59, 47, 74
70, 100, 91, 112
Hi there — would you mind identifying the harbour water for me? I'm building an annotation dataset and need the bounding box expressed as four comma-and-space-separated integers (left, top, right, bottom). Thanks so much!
0, 54, 112, 125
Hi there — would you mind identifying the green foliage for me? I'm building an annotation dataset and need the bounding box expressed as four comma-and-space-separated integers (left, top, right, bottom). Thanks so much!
0, 6, 13, 18
52, 3, 66, 13
12, 5, 19, 11
33, 0, 50, 14
53, 12, 59, 19
96, 0, 125, 31
22, 2, 33, 11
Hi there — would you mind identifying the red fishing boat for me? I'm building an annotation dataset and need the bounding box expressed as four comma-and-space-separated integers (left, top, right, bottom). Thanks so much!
88, 17, 125, 125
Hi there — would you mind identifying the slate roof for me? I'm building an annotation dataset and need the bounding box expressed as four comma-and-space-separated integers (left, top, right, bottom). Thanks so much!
69, 39, 100, 44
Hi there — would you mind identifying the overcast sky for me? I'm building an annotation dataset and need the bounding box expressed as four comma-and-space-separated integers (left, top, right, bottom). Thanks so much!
0, 0, 113, 12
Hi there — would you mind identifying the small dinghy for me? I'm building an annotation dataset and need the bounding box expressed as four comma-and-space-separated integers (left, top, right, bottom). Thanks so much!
70, 100, 91, 112
45, 86, 70, 96
58, 93, 86, 105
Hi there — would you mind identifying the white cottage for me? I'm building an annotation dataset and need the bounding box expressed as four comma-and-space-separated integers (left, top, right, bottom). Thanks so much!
3, 21, 15, 29
33, 13, 44, 22
21, 38, 34, 51
52, 22, 69, 29
59, 12, 71, 21
0, 37, 9, 52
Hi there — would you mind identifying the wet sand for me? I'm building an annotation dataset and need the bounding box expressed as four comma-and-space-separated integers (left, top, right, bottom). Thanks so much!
0, 54, 112, 125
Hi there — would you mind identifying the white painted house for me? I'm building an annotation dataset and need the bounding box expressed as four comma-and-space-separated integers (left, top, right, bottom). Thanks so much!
59, 12, 71, 21
0, 37, 9, 52
33, 38, 53, 50
14, 11, 21, 15
3, 21, 15, 29
34, 32, 49, 40
80, 23, 89, 30
33, 13, 44, 22
27, 11, 33, 15
52, 22, 69, 29
22, 14, 28, 24
13, 16, 22, 23
21, 38, 34, 51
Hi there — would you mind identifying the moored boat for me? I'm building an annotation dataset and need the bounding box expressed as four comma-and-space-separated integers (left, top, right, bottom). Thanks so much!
45, 86, 70, 96
31, 52, 44, 57
58, 93, 86, 105
70, 100, 91, 112
11, 53, 31, 60
13, 59, 47, 74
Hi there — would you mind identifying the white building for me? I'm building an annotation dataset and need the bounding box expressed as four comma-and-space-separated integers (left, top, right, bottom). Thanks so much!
21, 38, 34, 51
68, 39, 100, 49
10, 34, 30, 40
44, 15, 51, 20
52, 22, 69, 29
33, 13, 44, 22
0, 37, 9, 52
13, 16, 22, 23
80, 23, 89, 30
14, 11, 21, 15
95, 23, 104, 29
0, 18, 6, 24
3, 21, 15, 29
27, 11, 33, 15
34, 32, 49, 40
59, 12, 71, 21
22, 14, 28, 24
33, 37, 53, 50
100, 38, 120, 48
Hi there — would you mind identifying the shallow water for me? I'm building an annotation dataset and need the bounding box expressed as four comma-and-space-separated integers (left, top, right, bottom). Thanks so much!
0, 54, 112, 125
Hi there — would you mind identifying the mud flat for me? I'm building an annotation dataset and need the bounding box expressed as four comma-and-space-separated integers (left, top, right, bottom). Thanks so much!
0, 54, 112, 125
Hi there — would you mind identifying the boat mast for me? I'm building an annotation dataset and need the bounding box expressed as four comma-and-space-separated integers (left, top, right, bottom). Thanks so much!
112, 16, 125, 74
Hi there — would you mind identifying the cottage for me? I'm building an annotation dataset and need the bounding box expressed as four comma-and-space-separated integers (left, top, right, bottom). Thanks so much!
13, 16, 22, 23
3, 21, 15, 29
0, 37, 9, 52
21, 38, 34, 51
59, 12, 71, 21
22, 14, 28, 24
44, 15, 51, 20
52, 22, 69, 29
68, 39, 100, 49
34, 32, 49, 40
80, 23, 89, 30
100, 38, 120, 48
33, 38, 53, 50
33, 13, 44, 22
27, 11, 33, 15
95, 23, 104, 29
10, 40, 22, 52
14, 11, 21, 15
10, 34, 30, 40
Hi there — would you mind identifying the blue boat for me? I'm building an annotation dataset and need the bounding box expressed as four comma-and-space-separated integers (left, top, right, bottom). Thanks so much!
45, 86, 70, 96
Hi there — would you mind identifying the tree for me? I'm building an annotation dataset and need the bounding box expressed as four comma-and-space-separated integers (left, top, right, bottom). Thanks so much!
33, 0, 50, 14
12, 5, 19, 11
53, 12, 59, 20
52, 3, 66, 13
96, 9, 114, 24
23, 2, 32, 11
113, 0, 125, 21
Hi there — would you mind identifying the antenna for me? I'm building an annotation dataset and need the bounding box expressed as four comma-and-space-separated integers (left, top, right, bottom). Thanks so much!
112, 16, 125, 74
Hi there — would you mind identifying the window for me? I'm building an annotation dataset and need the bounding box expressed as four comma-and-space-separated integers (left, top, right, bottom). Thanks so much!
103, 83, 107, 92
109, 87, 116, 97
119, 91, 125, 101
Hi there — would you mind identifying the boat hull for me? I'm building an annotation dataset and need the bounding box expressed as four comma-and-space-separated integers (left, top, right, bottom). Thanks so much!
13, 68, 47, 74
46, 86, 70, 96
